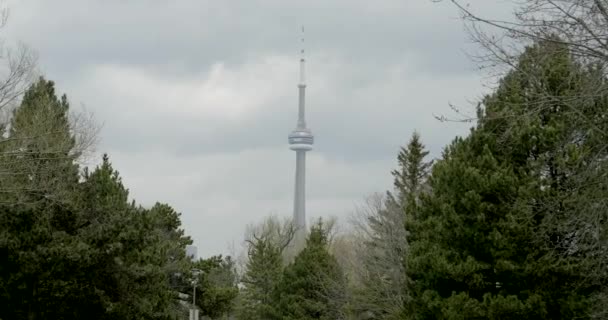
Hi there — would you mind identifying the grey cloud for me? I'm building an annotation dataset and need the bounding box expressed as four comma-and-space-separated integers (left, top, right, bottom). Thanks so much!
66, 52, 477, 161
6, 0, 495, 78
1, 0, 504, 256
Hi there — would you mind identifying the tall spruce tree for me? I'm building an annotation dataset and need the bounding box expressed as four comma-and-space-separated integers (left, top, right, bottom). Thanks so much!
2, 77, 79, 204
405, 40, 604, 319
0, 78, 91, 320
276, 219, 346, 320
391, 131, 433, 214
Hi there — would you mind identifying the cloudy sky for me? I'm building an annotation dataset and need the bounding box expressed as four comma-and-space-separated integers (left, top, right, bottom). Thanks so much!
2, 0, 510, 257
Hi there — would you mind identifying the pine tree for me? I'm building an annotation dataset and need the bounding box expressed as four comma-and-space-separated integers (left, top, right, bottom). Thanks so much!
2, 76, 79, 203
77, 155, 144, 318
391, 131, 433, 214
405, 40, 604, 319
276, 219, 346, 320
0, 78, 194, 319
0, 78, 91, 320
236, 231, 284, 319
78, 155, 189, 319
144, 202, 195, 318
148, 202, 193, 283
190, 255, 239, 319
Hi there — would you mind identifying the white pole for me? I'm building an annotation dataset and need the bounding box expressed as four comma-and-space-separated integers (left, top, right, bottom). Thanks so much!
191, 270, 198, 320
192, 283, 197, 320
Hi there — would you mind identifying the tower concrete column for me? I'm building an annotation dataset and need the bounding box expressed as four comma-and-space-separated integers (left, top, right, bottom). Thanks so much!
293, 150, 307, 239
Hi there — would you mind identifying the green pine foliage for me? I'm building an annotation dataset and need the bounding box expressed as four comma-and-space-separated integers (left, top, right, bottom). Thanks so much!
391, 131, 433, 215
78, 156, 192, 319
276, 220, 346, 320
3, 77, 80, 203
0, 78, 195, 319
0, 78, 93, 319
190, 255, 239, 319
237, 234, 284, 319
405, 40, 606, 319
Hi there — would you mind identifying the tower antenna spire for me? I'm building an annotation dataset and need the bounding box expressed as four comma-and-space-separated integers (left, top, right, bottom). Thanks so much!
301, 26, 305, 57
299, 25, 306, 85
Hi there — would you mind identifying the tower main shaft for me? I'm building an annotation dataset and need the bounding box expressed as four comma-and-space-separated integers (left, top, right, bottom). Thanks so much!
293, 150, 306, 231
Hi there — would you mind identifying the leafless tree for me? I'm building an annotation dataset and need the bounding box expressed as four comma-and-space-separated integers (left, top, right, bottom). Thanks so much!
0, 42, 38, 112
441, 0, 608, 67
435, 0, 608, 122
344, 193, 408, 319
242, 215, 297, 265
0, 3, 38, 114
70, 105, 101, 166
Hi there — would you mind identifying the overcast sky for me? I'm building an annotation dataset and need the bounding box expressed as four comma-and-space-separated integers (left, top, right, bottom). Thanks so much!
2, 0, 510, 257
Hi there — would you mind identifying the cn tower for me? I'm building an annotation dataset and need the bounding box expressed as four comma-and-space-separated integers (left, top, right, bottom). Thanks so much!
288, 31, 313, 246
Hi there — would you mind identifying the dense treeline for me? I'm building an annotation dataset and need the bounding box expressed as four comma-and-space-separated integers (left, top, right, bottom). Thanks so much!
0, 77, 191, 319
405, 40, 606, 319
1, 1, 608, 319
0, 78, 239, 319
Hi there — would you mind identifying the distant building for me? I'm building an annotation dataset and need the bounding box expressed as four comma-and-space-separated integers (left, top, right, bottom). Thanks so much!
186, 245, 197, 261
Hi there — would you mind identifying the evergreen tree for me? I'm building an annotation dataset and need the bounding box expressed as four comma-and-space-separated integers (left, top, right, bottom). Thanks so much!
237, 235, 284, 319
2, 77, 79, 203
405, 40, 604, 319
0, 78, 91, 320
391, 131, 432, 214
0, 78, 195, 319
236, 216, 296, 319
78, 155, 191, 319
188, 255, 239, 319
0, 152, 193, 319
276, 219, 346, 320
148, 202, 193, 277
